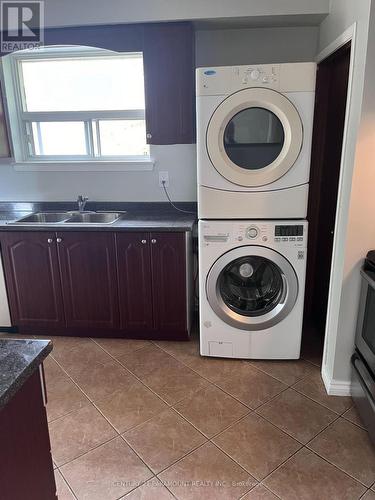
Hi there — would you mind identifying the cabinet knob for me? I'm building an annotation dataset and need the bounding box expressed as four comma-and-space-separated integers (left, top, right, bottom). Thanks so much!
141, 239, 147, 244
146, 133, 152, 140
56, 238, 62, 243
151, 239, 157, 244
47, 238, 53, 244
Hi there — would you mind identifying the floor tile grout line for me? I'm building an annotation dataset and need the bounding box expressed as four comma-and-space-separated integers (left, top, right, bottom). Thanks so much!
154, 439, 258, 496
238, 482, 283, 500
252, 400, 341, 448
340, 408, 367, 431
58, 434, 155, 499
152, 338, 324, 389
305, 422, 375, 489
304, 446, 371, 491
55, 433, 121, 470
244, 359, 320, 387
171, 401, 253, 440
89, 338, 231, 413
291, 383, 352, 416
47, 337, 364, 499
254, 385, 348, 422
120, 431, 211, 483
208, 424, 303, 484
47, 354, 124, 437
55, 467, 78, 500
89, 338, 204, 408
149, 342, 339, 416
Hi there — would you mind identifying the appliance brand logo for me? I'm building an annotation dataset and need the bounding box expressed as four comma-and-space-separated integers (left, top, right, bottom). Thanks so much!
204, 70, 216, 76
1, 1, 44, 53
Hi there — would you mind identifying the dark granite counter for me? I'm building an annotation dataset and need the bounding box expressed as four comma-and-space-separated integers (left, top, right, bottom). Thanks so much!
0, 339, 52, 409
0, 201, 197, 232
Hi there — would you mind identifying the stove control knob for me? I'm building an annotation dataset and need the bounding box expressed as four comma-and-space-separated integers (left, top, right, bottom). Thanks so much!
246, 226, 259, 239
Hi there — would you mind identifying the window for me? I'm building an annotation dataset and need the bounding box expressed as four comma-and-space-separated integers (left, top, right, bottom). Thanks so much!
2, 47, 150, 165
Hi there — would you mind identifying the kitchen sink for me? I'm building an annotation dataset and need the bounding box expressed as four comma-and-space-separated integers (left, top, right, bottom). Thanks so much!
10, 211, 125, 225
15, 212, 73, 223
65, 212, 123, 224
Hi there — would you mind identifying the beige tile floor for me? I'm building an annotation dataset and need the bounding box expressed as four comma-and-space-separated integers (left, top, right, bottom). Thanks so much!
6, 332, 375, 500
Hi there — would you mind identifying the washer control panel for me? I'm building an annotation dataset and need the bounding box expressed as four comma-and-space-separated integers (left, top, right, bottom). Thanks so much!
200, 221, 307, 248
274, 224, 305, 243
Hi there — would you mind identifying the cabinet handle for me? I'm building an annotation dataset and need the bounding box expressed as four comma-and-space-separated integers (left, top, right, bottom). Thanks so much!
56, 238, 62, 243
47, 238, 53, 244
141, 239, 147, 244
151, 239, 157, 244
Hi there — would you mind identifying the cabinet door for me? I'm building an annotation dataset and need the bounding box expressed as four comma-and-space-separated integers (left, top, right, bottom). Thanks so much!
116, 233, 153, 331
57, 232, 119, 330
150, 232, 187, 333
0, 232, 64, 327
0, 369, 57, 499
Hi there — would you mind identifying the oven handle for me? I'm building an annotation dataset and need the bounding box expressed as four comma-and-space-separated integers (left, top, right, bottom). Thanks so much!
352, 353, 375, 412
360, 268, 375, 290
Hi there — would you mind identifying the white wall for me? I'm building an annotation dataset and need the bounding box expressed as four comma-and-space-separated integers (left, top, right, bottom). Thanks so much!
196, 26, 318, 67
0, 145, 197, 201
41, 0, 329, 27
318, 0, 373, 388
0, 25, 318, 202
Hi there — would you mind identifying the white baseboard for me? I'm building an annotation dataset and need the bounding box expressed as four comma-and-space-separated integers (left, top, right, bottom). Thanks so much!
321, 365, 352, 396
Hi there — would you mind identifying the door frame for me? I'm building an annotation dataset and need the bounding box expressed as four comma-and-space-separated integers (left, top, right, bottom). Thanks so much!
317, 23, 358, 395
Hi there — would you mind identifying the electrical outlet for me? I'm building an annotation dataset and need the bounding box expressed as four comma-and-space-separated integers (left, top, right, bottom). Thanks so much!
159, 171, 169, 187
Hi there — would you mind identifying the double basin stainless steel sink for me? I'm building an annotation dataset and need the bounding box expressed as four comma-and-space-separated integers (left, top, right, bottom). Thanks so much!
10, 211, 125, 225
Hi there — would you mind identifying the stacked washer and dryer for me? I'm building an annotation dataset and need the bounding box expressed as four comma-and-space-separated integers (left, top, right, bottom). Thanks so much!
197, 63, 316, 359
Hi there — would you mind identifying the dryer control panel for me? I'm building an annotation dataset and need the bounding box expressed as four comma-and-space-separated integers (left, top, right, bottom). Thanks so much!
196, 62, 316, 96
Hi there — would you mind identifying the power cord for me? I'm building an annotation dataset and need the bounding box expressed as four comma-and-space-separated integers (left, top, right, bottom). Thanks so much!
161, 180, 196, 214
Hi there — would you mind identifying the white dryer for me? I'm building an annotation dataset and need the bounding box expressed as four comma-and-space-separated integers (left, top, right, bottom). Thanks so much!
199, 220, 308, 359
197, 63, 316, 219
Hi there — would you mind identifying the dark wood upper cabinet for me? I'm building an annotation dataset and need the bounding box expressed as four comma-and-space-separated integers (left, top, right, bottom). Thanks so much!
143, 22, 195, 145
151, 232, 187, 334
0, 232, 64, 327
116, 232, 153, 332
57, 232, 119, 330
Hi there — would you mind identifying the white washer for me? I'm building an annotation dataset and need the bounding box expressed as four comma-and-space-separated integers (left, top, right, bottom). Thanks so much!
199, 220, 308, 359
197, 63, 316, 219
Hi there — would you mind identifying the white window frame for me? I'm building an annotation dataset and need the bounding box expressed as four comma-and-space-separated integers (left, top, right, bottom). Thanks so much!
1, 46, 154, 171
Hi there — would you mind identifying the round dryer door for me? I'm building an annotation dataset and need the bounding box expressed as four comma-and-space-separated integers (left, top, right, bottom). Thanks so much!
206, 246, 298, 330
207, 88, 303, 187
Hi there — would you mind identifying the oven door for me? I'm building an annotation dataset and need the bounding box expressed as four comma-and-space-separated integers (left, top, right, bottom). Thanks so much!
206, 88, 303, 187
355, 269, 375, 374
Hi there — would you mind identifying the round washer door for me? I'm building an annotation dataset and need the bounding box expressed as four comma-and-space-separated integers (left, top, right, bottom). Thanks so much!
206, 246, 298, 331
207, 88, 303, 187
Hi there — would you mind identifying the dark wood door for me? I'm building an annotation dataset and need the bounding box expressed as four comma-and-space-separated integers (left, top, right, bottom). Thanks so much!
57, 232, 119, 330
150, 232, 187, 335
0, 368, 57, 500
304, 42, 351, 333
0, 232, 64, 327
116, 233, 153, 332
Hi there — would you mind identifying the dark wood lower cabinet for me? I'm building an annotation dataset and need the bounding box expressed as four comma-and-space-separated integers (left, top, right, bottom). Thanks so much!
57, 232, 119, 330
0, 368, 56, 500
116, 232, 154, 332
151, 232, 188, 335
0, 230, 192, 340
0, 232, 65, 328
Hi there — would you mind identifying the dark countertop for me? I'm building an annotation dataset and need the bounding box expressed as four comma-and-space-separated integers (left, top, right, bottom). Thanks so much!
0, 202, 197, 232
0, 339, 52, 409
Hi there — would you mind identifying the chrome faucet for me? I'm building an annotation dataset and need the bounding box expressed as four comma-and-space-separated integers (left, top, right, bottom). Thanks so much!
77, 195, 88, 212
